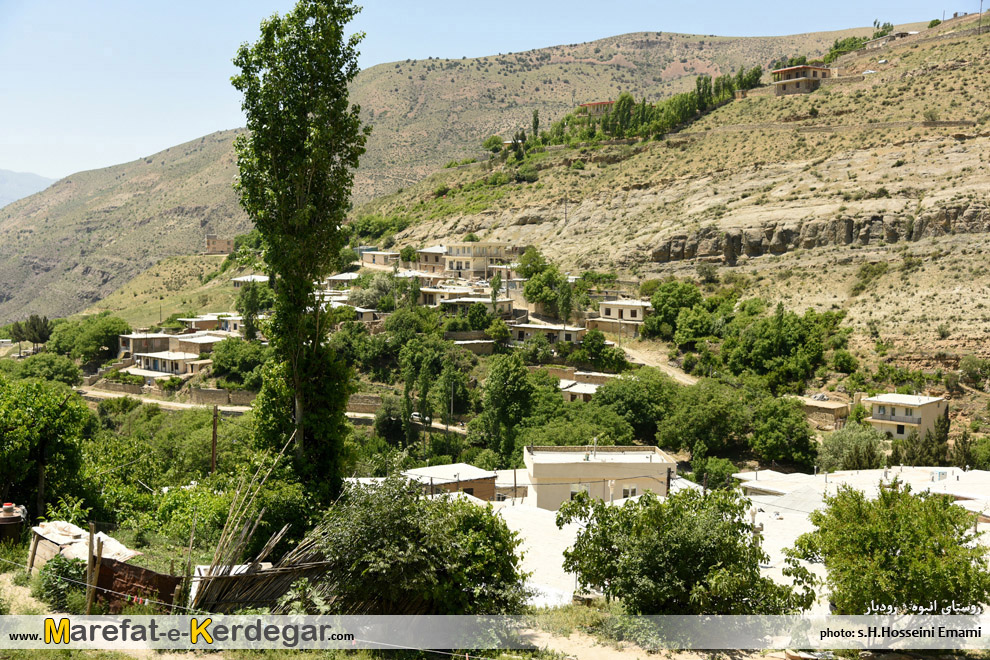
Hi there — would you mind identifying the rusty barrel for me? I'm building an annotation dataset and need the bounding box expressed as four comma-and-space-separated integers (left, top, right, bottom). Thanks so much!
0, 502, 26, 544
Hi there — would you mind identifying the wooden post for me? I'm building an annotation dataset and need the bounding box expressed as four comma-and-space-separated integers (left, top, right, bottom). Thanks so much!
87, 538, 103, 615
26, 530, 39, 575
85, 523, 95, 611
211, 405, 218, 474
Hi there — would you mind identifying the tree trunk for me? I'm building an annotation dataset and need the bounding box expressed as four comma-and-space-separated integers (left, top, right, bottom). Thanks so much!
294, 390, 304, 461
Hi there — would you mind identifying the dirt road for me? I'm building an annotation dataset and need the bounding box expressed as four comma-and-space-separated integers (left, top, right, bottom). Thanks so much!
621, 341, 699, 386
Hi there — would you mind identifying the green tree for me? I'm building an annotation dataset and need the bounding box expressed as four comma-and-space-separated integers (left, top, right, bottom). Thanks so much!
290, 477, 529, 614
691, 456, 737, 489
23, 315, 53, 352
489, 271, 502, 307
594, 367, 678, 442
235, 281, 274, 341
399, 245, 417, 263
482, 134, 503, 153
531, 109, 540, 138
750, 396, 816, 467
373, 394, 405, 446
817, 423, 887, 472
211, 338, 272, 391
644, 280, 703, 340
656, 379, 749, 457
520, 333, 553, 364
790, 482, 990, 614
17, 353, 82, 386
485, 318, 510, 345
473, 353, 534, 463
232, 0, 368, 501
517, 246, 549, 279
0, 377, 90, 516
558, 489, 815, 614
467, 302, 491, 331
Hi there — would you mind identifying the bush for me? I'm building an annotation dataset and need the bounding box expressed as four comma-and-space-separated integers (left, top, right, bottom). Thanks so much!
831, 349, 859, 374
570, 159, 585, 170
35, 555, 87, 612
17, 353, 82, 386
514, 164, 538, 183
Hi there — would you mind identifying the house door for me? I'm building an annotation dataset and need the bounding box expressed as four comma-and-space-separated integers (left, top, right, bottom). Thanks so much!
619, 309, 624, 319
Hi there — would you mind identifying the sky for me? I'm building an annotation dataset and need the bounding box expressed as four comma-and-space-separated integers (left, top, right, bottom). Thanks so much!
0, 0, 973, 179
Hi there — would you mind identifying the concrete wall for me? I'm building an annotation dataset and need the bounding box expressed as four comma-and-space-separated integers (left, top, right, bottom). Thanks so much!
444, 330, 489, 341
455, 341, 495, 355
229, 390, 258, 406
189, 388, 232, 406
98, 381, 143, 395
424, 476, 496, 501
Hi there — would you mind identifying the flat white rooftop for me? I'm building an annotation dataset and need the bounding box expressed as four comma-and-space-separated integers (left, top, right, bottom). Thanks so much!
231, 274, 269, 282
121, 332, 171, 340
134, 351, 200, 360
175, 334, 224, 344
526, 445, 675, 464
602, 299, 652, 307
417, 245, 447, 254
402, 462, 496, 484
512, 323, 585, 332
862, 393, 944, 406
121, 367, 172, 379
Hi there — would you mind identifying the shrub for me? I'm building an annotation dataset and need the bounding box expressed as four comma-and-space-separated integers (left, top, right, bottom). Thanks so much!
35, 555, 86, 612
570, 159, 585, 170
831, 349, 859, 374
514, 164, 538, 183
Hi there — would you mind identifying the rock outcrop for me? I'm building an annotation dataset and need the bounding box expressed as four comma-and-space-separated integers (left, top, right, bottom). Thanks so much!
651, 203, 989, 265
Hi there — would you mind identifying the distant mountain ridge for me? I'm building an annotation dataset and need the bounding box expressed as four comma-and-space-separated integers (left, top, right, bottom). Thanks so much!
0, 169, 55, 209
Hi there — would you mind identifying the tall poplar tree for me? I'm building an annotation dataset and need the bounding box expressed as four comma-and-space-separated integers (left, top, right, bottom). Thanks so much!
232, 0, 370, 501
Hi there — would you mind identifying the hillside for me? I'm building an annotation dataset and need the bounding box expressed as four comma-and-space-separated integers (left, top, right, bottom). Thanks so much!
0, 168, 54, 208
358, 15, 990, 351
0, 24, 907, 324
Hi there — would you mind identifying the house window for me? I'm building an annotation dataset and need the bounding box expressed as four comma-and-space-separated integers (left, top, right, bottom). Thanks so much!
896, 424, 905, 435
570, 483, 589, 500
904, 408, 913, 417
565, 334, 572, 342
496, 493, 507, 502
604, 307, 611, 317
878, 405, 886, 415
630, 309, 637, 319
462, 487, 474, 496
622, 485, 638, 499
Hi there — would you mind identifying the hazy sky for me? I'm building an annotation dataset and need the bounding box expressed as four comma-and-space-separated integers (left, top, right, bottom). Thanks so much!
0, 0, 968, 179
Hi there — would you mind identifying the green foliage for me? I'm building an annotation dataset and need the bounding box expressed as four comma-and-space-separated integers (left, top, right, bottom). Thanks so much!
643, 280, 703, 340
232, 0, 368, 502
516, 401, 635, 451
594, 367, 677, 442
517, 246, 549, 279
47, 313, 132, 363
750, 396, 816, 467
35, 554, 86, 612
399, 245, 417, 263
482, 134, 503, 152
43, 495, 91, 527
558, 489, 815, 614
211, 338, 272, 391
11, 353, 81, 386
235, 281, 275, 341
472, 353, 534, 463
691, 456, 737, 489
467, 302, 491, 331
350, 214, 410, 241
790, 482, 990, 614
817, 423, 888, 472
928, 19, 942, 28
523, 264, 567, 318
851, 262, 889, 295
485, 318, 510, 345
514, 163, 538, 183
520, 333, 553, 365
0, 377, 90, 517
568, 329, 628, 372
960, 355, 990, 387
831, 349, 859, 374
297, 477, 529, 614
890, 409, 951, 466
656, 379, 749, 458
104, 368, 145, 385
824, 36, 869, 64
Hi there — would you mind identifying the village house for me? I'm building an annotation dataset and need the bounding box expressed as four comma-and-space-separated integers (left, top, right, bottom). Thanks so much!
419, 285, 474, 307
415, 245, 447, 274
443, 241, 508, 280
361, 250, 400, 267
177, 315, 221, 332
861, 393, 947, 441
588, 298, 653, 337
402, 463, 497, 500
440, 296, 513, 317
523, 445, 677, 511
770, 65, 832, 96
325, 272, 360, 288
231, 274, 269, 289
205, 234, 234, 255
118, 332, 172, 358
578, 101, 614, 117
510, 323, 586, 344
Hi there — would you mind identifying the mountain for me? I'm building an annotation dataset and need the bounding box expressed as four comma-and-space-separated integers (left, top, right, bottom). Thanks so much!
358, 14, 990, 353
0, 22, 933, 323
0, 169, 55, 209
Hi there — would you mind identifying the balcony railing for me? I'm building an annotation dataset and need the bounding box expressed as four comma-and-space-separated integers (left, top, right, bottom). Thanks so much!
868, 413, 920, 425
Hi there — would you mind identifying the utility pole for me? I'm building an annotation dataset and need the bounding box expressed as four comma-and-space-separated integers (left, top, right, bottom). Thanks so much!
211, 405, 218, 474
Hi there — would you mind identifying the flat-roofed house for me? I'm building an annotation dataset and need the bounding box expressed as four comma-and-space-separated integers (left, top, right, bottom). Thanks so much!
118, 332, 172, 358
402, 463, 497, 500
771, 65, 832, 96
132, 351, 201, 377
361, 250, 400, 267
205, 234, 234, 255
170, 333, 225, 356
232, 274, 269, 289
416, 245, 447, 274
419, 286, 474, 306
523, 446, 677, 511
589, 299, 653, 337
440, 296, 513, 317
443, 241, 508, 280
579, 101, 614, 117
510, 323, 586, 344
862, 393, 947, 441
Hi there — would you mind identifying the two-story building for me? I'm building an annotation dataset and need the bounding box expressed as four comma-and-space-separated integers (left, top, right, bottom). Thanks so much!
523, 445, 677, 511
361, 251, 400, 267
444, 241, 508, 280
440, 296, 513, 318
862, 393, 948, 440
205, 234, 234, 255
415, 245, 447, 274
231, 274, 269, 289
588, 299, 653, 337
118, 332, 172, 358
770, 65, 832, 96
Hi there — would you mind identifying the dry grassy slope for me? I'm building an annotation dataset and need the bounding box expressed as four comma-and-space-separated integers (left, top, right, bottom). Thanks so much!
0, 130, 246, 324
348, 24, 904, 199
359, 18, 990, 346
80, 254, 241, 328
0, 21, 935, 324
